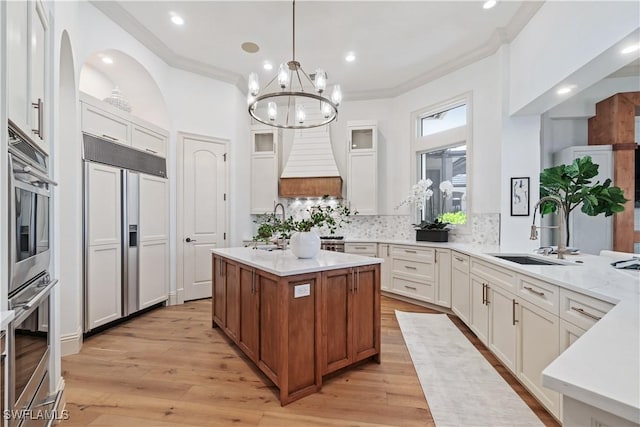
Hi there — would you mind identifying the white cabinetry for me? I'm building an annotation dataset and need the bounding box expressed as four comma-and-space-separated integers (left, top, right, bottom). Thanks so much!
469, 275, 490, 344
451, 252, 470, 323
553, 145, 613, 254
488, 284, 517, 372
7, 0, 49, 153
86, 163, 122, 329
80, 93, 168, 157
346, 121, 378, 215
377, 244, 391, 291
139, 174, 169, 308
250, 128, 280, 214
390, 245, 436, 303
435, 249, 451, 308
345, 242, 377, 257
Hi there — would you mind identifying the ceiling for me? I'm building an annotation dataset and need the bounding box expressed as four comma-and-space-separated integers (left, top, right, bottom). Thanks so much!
91, 1, 543, 100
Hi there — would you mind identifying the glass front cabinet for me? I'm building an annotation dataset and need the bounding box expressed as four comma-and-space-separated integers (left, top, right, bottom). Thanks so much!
346, 121, 378, 215
250, 128, 281, 214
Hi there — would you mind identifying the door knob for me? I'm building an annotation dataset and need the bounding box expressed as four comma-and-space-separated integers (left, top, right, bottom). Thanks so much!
186, 237, 197, 243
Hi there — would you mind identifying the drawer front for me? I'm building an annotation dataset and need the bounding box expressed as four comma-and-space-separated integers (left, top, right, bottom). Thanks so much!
392, 277, 435, 302
390, 245, 434, 263
560, 288, 614, 330
452, 251, 470, 273
392, 258, 435, 281
470, 258, 517, 291
345, 243, 377, 256
82, 103, 130, 145
518, 274, 559, 315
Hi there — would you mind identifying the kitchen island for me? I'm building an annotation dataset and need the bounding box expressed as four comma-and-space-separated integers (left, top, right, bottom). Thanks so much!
211, 247, 382, 405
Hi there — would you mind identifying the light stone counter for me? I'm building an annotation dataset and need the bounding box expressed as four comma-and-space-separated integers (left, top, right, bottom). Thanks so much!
211, 247, 382, 277
345, 237, 640, 423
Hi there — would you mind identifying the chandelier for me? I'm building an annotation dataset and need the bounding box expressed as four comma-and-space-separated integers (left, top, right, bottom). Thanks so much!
247, 0, 342, 129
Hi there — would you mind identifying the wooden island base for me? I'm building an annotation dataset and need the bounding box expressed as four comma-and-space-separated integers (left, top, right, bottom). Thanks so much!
212, 253, 381, 405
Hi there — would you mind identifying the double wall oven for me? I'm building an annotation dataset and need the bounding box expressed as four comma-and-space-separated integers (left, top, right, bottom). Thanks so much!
7, 120, 59, 426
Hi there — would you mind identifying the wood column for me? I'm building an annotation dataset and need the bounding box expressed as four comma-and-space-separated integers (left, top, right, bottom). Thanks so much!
588, 92, 639, 252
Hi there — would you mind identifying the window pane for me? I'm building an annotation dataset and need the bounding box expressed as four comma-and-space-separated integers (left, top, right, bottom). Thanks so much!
420, 104, 467, 137
419, 144, 467, 224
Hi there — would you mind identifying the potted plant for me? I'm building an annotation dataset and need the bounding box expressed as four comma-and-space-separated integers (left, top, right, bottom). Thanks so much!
253, 199, 356, 258
396, 179, 456, 242
539, 155, 628, 246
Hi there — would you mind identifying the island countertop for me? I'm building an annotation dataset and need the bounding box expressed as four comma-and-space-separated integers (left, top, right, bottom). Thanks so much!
211, 247, 382, 277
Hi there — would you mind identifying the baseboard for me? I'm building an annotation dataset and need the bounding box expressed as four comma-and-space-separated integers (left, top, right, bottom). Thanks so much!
169, 288, 185, 306
60, 327, 82, 356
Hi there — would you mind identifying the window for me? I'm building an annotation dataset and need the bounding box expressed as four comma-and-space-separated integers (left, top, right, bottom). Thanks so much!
411, 96, 471, 229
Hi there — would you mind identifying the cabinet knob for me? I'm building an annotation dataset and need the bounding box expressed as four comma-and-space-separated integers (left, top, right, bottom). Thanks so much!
185, 237, 197, 243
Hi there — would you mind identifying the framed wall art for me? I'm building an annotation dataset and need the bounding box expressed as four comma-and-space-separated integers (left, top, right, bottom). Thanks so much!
510, 177, 530, 216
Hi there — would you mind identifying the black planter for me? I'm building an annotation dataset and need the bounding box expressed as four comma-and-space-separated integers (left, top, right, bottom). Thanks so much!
416, 229, 449, 242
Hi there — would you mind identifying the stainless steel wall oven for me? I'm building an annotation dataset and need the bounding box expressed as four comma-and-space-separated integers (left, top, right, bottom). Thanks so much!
8, 120, 54, 297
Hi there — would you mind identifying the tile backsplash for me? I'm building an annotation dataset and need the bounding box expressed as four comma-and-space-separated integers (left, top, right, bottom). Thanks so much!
252, 199, 500, 246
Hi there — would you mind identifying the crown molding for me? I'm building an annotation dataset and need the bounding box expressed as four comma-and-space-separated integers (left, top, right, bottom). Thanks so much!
90, 1, 245, 91
90, 1, 544, 102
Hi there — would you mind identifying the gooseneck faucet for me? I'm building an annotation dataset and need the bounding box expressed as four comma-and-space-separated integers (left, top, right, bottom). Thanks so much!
530, 196, 568, 260
273, 202, 287, 250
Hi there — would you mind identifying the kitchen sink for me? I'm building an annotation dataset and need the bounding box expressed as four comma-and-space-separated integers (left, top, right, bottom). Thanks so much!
489, 254, 569, 266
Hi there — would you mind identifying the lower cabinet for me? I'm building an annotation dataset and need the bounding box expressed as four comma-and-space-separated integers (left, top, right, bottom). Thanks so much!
560, 319, 586, 352
451, 252, 471, 323
238, 265, 260, 361
469, 275, 489, 345
516, 297, 561, 418
377, 244, 392, 291
488, 285, 517, 372
322, 265, 380, 374
212, 256, 240, 341
435, 249, 452, 307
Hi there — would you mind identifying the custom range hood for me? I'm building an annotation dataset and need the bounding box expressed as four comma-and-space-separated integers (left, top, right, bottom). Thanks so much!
279, 116, 342, 198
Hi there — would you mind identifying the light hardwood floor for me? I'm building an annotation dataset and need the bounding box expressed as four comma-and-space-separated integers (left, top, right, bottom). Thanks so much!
61, 297, 559, 426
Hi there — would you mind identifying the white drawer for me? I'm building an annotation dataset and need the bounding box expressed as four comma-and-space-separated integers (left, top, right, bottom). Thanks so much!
518, 274, 559, 315
390, 245, 434, 263
560, 288, 615, 330
392, 258, 435, 281
345, 242, 377, 256
452, 251, 470, 273
131, 125, 167, 157
392, 277, 435, 302
470, 258, 517, 291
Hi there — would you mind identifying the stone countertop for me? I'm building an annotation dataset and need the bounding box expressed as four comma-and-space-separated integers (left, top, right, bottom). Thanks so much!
0, 310, 15, 331
212, 247, 382, 277
344, 238, 640, 422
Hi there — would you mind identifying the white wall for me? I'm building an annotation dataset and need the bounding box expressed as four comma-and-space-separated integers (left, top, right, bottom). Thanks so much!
78, 64, 113, 100
509, 1, 640, 115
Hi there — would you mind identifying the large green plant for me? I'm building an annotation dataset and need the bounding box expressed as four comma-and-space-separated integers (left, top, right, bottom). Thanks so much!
539, 156, 628, 246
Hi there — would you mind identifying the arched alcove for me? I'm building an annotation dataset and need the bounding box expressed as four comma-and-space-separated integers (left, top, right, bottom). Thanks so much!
79, 49, 170, 129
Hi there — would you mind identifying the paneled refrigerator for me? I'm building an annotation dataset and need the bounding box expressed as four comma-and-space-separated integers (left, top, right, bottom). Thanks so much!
83, 133, 169, 333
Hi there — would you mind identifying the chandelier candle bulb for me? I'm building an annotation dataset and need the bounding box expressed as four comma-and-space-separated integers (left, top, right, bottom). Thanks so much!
296, 105, 306, 124
268, 102, 278, 121
278, 64, 290, 89
331, 85, 342, 106
321, 102, 332, 118
248, 72, 260, 96
314, 69, 327, 93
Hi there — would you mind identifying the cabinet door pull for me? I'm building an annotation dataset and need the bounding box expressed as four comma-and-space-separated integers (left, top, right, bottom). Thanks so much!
354, 246, 367, 250
405, 250, 417, 254
512, 299, 519, 325
32, 98, 43, 139
524, 286, 545, 297
455, 257, 464, 262
570, 306, 601, 321
404, 265, 417, 270
101, 133, 119, 142
404, 286, 417, 291
485, 285, 490, 304
387, 246, 390, 257
482, 283, 486, 305
357, 270, 360, 293
145, 148, 158, 154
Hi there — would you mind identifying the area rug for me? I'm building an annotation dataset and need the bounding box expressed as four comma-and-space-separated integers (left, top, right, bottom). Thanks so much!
395, 311, 544, 427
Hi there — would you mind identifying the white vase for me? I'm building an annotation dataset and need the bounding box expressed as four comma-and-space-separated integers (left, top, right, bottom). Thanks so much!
289, 231, 321, 259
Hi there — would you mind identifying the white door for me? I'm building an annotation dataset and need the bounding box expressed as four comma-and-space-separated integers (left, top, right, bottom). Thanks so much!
181, 134, 227, 301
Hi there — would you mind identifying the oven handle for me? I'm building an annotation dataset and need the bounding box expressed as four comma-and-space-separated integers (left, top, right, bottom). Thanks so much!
13, 280, 57, 322
12, 162, 58, 187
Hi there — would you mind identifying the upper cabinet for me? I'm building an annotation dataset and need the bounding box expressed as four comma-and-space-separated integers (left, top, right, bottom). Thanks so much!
7, 0, 49, 153
80, 93, 168, 158
346, 121, 378, 215
250, 127, 281, 215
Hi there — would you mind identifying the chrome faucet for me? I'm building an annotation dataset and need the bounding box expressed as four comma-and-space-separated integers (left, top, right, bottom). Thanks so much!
273, 202, 287, 250
530, 196, 568, 260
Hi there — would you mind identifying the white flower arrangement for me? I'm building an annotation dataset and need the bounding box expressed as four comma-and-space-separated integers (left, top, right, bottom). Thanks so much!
397, 179, 454, 229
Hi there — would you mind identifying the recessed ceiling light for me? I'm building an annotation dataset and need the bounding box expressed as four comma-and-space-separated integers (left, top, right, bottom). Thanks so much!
170, 13, 184, 26
621, 44, 640, 54
557, 86, 573, 95
241, 42, 260, 54
263, 62, 273, 71
102, 56, 113, 65
483, 0, 497, 9
345, 52, 356, 62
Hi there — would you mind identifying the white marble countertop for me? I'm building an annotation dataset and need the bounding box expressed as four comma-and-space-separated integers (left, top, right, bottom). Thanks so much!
0, 310, 15, 331
344, 238, 640, 422
212, 247, 382, 277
